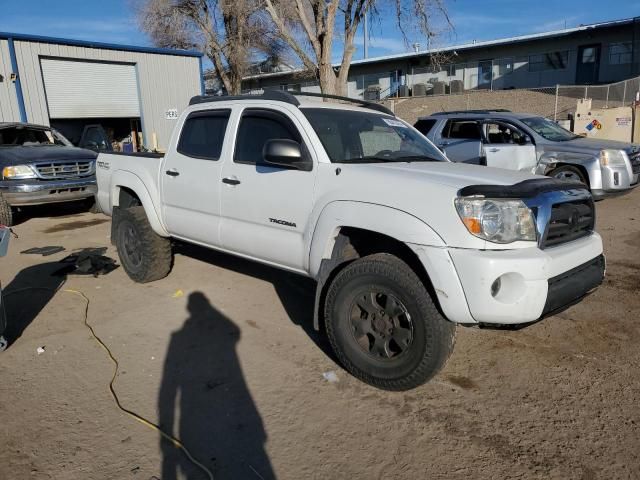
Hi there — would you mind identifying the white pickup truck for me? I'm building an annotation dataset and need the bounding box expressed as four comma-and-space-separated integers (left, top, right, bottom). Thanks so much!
96, 91, 605, 390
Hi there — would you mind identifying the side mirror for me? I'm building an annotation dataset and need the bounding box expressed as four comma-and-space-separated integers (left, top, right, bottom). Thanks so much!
263, 139, 312, 171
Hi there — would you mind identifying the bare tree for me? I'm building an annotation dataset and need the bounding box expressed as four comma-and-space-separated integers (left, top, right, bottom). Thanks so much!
137, 0, 282, 94
263, 0, 450, 95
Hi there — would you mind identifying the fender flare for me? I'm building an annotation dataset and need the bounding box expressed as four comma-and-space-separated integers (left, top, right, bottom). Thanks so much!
308, 201, 446, 331
308, 201, 445, 279
110, 170, 169, 237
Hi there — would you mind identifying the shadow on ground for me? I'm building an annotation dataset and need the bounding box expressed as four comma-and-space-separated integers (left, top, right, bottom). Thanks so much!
159, 292, 275, 480
175, 242, 335, 361
1, 261, 66, 346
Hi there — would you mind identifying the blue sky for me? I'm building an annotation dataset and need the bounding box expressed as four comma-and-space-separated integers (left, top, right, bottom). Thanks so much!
1, 0, 639, 61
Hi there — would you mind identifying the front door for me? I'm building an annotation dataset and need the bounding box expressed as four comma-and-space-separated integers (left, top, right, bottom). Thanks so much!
220, 107, 317, 271
482, 121, 537, 172
576, 44, 601, 84
477, 61, 493, 90
161, 108, 232, 246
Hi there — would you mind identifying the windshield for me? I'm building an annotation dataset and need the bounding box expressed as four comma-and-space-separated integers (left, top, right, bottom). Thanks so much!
302, 108, 447, 163
521, 116, 580, 142
0, 126, 70, 147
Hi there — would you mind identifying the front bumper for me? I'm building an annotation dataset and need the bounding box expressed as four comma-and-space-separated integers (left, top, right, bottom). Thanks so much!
591, 164, 637, 200
0, 177, 97, 206
410, 233, 604, 325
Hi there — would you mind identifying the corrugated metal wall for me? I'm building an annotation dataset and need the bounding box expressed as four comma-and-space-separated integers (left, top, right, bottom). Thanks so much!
6, 40, 200, 150
0, 39, 21, 122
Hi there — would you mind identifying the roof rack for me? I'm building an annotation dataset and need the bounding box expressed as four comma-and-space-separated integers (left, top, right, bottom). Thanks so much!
189, 89, 394, 116
431, 109, 512, 115
189, 89, 300, 107
289, 92, 394, 115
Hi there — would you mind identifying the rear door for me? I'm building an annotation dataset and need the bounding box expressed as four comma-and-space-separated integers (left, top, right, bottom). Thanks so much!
481, 120, 537, 172
161, 108, 232, 246
219, 106, 317, 271
438, 119, 484, 164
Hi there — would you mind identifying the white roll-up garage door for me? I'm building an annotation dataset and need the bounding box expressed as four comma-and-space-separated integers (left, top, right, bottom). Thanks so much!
41, 59, 141, 118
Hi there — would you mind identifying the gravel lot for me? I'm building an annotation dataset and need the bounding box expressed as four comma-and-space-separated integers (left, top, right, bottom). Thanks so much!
1, 190, 639, 480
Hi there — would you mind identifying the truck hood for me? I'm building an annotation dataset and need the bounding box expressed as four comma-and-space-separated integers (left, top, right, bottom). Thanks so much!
0, 145, 97, 166
361, 160, 536, 189
323, 161, 554, 250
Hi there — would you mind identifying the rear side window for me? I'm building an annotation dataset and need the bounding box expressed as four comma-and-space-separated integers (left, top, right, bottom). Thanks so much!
414, 119, 437, 135
444, 120, 481, 140
177, 109, 230, 160
234, 109, 301, 165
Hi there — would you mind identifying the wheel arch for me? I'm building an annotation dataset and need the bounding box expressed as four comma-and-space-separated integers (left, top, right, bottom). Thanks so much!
312, 225, 444, 332
110, 170, 168, 238
550, 163, 591, 186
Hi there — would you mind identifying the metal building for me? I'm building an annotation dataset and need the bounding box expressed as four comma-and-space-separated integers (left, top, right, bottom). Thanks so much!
0, 32, 204, 151
244, 17, 640, 100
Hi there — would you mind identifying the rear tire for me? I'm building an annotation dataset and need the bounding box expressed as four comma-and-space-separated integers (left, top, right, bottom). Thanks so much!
0, 194, 13, 227
324, 253, 456, 391
550, 165, 587, 185
115, 206, 172, 283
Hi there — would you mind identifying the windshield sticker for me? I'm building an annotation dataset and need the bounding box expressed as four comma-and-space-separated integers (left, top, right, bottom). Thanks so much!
383, 118, 407, 128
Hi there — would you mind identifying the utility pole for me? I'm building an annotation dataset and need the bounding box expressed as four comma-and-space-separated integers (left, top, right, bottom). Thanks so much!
363, 11, 368, 59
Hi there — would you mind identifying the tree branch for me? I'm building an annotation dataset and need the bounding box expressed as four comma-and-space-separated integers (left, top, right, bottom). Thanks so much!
263, 0, 318, 73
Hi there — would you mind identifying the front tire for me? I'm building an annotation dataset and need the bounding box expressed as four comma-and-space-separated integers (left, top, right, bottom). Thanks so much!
324, 253, 456, 391
0, 194, 13, 227
115, 206, 173, 283
550, 165, 587, 185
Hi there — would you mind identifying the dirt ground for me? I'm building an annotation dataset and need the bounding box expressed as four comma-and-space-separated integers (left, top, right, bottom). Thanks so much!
0, 191, 639, 480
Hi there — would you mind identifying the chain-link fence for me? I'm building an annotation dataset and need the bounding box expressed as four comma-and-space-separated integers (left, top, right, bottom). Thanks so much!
385, 76, 640, 124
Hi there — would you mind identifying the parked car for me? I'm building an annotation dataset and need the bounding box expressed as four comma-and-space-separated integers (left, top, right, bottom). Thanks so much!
56, 123, 113, 153
0, 225, 10, 351
414, 110, 640, 200
0, 122, 98, 226
96, 91, 604, 391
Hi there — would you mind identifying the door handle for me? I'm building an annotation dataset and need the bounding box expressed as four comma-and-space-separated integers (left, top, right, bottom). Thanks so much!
222, 177, 241, 185
488, 148, 500, 153
165, 169, 180, 177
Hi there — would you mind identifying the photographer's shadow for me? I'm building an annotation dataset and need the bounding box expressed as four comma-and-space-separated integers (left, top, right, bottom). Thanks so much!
159, 292, 275, 480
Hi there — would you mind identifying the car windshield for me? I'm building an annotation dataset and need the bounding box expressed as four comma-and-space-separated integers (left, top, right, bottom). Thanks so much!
0, 126, 70, 147
521, 116, 580, 142
302, 107, 447, 163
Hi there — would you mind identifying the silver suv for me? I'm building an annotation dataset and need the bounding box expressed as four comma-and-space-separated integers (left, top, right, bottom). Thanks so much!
415, 110, 639, 200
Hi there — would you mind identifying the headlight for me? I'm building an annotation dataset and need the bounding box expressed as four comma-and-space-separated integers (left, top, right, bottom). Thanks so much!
455, 198, 537, 243
600, 149, 627, 167
2, 165, 37, 180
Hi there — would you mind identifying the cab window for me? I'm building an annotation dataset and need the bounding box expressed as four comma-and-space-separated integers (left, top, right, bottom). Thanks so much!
443, 120, 482, 140
234, 109, 302, 165
177, 109, 231, 160
483, 122, 530, 145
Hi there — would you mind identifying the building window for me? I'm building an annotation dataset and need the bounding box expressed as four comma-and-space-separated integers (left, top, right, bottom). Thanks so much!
581, 47, 598, 64
498, 58, 514, 76
528, 51, 569, 72
280, 83, 301, 92
447, 64, 456, 77
609, 42, 632, 65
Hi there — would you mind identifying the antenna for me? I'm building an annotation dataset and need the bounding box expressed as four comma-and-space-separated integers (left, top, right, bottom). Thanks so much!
363, 12, 369, 59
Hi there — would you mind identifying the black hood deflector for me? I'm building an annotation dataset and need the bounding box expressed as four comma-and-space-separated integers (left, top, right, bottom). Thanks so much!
458, 178, 588, 199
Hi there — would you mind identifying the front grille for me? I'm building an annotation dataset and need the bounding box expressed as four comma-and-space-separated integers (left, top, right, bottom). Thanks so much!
629, 151, 640, 174
542, 200, 594, 248
35, 161, 94, 179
